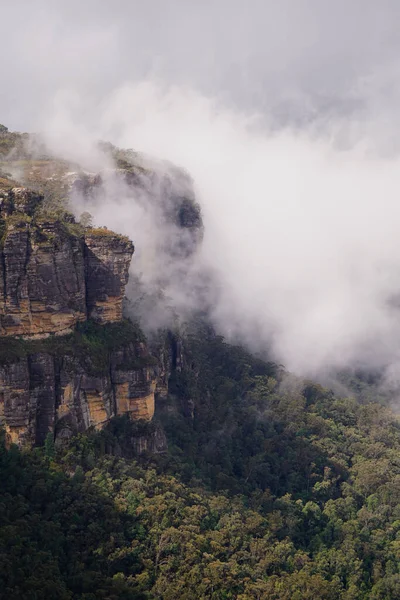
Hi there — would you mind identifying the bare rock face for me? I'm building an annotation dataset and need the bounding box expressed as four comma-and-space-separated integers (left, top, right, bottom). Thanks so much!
0, 164, 203, 449
0, 188, 134, 337
85, 231, 134, 323
0, 220, 87, 336
0, 339, 159, 447
0, 186, 142, 446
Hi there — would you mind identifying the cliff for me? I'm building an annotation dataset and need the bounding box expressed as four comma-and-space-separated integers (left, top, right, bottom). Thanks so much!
0, 185, 158, 446
0, 133, 202, 448
0, 187, 134, 336
0, 321, 160, 446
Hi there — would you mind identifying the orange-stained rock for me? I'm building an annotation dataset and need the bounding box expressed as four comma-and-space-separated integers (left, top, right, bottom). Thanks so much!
115, 379, 156, 421
87, 391, 109, 428
0, 190, 134, 337
0, 340, 159, 446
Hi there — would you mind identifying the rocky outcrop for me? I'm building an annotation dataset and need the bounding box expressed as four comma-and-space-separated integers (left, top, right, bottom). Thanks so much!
0, 153, 203, 449
0, 336, 159, 447
0, 187, 133, 337
0, 186, 143, 446
85, 231, 134, 323
0, 219, 87, 337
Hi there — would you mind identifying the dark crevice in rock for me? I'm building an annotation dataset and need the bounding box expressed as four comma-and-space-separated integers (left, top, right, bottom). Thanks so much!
109, 357, 117, 417
168, 331, 178, 370
83, 242, 90, 321
1, 248, 6, 304
54, 357, 62, 412
52, 249, 64, 308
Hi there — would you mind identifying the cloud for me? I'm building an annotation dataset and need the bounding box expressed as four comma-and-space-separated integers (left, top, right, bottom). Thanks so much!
4, 1, 400, 128
95, 83, 400, 375
5, 1, 400, 379
40, 80, 400, 380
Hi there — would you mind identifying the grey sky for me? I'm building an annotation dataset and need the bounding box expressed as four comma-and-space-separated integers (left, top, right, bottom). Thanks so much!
3, 0, 400, 130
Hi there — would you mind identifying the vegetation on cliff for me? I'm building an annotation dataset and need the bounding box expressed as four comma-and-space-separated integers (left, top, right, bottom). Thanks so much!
0, 319, 150, 374
2, 323, 400, 599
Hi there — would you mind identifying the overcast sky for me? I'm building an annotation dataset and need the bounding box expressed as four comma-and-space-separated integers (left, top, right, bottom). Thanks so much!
3, 0, 400, 131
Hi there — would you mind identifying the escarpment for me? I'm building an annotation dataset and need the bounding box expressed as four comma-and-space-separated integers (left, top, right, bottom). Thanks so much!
0, 188, 134, 337
84, 230, 135, 323
0, 180, 202, 447
0, 186, 157, 446
0, 323, 160, 446
0, 129, 204, 448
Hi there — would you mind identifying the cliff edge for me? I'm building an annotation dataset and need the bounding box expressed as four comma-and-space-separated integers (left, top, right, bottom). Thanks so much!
0, 186, 157, 446
0, 128, 202, 448
0, 187, 134, 337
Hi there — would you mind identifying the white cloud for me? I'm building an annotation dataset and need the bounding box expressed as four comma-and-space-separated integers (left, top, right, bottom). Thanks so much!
5, 1, 400, 378
45, 81, 400, 377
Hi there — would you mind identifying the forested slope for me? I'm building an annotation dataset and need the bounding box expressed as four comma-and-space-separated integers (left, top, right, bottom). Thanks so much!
2, 321, 400, 599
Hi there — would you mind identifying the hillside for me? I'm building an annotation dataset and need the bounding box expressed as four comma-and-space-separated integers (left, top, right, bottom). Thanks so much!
2, 334, 400, 599
1, 125, 400, 599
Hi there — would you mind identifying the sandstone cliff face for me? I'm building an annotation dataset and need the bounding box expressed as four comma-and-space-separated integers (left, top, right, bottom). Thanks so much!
85, 231, 133, 323
0, 219, 87, 337
0, 338, 158, 446
0, 188, 133, 337
0, 155, 203, 449
0, 186, 148, 446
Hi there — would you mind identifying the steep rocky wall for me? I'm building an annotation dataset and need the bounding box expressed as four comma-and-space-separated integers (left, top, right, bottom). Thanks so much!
85, 231, 134, 323
0, 158, 203, 448
0, 186, 142, 446
0, 338, 159, 447
0, 219, 87, 337
0, 188, 134, 337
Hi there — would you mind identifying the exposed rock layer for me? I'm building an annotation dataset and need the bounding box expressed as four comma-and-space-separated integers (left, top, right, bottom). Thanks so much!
0, 187, 143, 445
0, 188, 134, 337
0, 164, 202, 448
0, 340, 159, 446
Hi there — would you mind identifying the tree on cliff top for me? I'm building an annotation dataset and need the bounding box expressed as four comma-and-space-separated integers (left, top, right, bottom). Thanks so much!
79, 211, 94, 227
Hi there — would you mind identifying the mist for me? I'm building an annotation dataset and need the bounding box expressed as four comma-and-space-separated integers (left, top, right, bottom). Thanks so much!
3, 1, 400, 378
60, 82, 400, 379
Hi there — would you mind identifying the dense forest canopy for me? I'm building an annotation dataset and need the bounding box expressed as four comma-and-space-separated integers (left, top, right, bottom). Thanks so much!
2, 321, 400, 599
